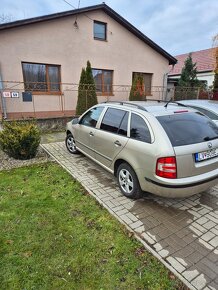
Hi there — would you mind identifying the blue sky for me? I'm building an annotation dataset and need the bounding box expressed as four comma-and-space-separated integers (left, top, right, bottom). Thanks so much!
1, 0, 218, 55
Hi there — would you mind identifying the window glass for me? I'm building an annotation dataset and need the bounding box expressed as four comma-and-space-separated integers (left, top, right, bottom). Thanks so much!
94, 21, 106, 40
100, 108, 126, 134
157, 112, 218, 147
48, 66, 60, 91
130, 113, 151, 143
92, 69, 102, 93
22, 62, 60, 92
80, 107, 104, 127
189, 106, 218, 120
92, 69, 113, 95
103, 71, 112, 93
118, 112, 129, 136
23, 63, 47, 91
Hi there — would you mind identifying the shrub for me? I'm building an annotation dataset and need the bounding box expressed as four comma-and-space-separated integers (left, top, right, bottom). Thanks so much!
129, 75, 145, 101
0, 120, 40, 160
85, 60, 98, 109
76, 68, 87, 115
76, 61, 97, 115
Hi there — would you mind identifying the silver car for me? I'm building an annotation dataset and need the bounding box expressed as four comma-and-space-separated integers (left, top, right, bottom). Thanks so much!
66, 101, 218, 199
179, 99, 218, 126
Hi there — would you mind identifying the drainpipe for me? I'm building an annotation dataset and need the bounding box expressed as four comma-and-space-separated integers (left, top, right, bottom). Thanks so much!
0, 66, 7, 119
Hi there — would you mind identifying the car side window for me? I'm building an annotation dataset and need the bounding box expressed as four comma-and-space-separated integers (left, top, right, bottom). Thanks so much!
100, 108, 128, 135
130, 113, 151, 143
79, 107, 104, 127
190, 106, 218, 120
118, 112, 129, 136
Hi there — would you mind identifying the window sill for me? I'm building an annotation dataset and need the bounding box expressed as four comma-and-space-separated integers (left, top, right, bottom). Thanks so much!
94, 38, 107, 42
96, 93, 114, 96
26, 91, 62, 95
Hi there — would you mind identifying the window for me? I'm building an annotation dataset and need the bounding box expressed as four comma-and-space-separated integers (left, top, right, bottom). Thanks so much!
118, 112, 129, 136
130, 113, 151, 143
100, 108, 128, 135
157, 112, 218, 147
22, 62, 61, 93
92, 69, 113, 95
94, 21, 107, 40
132, 72, 152, 95
79, 107, 104, 128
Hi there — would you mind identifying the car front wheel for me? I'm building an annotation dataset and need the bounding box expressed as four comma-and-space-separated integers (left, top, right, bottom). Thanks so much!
117, 163, 143, 199
65, 133, 79, 154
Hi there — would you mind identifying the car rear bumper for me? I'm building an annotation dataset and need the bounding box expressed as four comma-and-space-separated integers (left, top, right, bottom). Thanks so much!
137, 169, 218, 198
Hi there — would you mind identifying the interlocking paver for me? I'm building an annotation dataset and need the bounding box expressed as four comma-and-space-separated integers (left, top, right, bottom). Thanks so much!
191, 274, 207, 290
41, 142, 218, 290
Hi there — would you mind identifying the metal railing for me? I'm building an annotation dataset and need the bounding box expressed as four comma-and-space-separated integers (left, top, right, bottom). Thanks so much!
0, 80, 214, 120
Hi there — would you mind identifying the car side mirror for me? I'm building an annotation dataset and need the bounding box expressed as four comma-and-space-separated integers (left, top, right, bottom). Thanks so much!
72, 118, 79, 125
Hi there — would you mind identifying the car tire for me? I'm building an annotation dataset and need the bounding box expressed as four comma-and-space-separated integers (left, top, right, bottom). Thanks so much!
65, 133, 79, 154
117, 163, 143, 199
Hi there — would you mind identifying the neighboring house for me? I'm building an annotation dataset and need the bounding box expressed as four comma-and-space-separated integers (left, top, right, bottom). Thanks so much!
0, 3, 176, 120
168, 48, 216, 88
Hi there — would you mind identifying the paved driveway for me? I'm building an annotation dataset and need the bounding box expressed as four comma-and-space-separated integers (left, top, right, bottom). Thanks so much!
41, 141, 218, 290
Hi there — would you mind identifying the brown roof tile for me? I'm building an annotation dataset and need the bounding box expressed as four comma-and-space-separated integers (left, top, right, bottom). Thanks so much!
169, 48, 216, 75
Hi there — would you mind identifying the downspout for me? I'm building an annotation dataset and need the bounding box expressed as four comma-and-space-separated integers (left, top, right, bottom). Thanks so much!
0, 66, 7, 119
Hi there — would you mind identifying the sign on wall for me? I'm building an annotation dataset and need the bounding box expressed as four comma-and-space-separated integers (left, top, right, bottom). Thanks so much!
11, 92, 19, 98
3, 91, 11, 98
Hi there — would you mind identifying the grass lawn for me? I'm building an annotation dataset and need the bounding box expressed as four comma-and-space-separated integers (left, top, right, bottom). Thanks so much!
0, 162, 185, 290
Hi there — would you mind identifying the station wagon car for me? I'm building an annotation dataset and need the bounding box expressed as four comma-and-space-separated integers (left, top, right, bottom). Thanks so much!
179, 99, 218, 126
66, 101, 218, 199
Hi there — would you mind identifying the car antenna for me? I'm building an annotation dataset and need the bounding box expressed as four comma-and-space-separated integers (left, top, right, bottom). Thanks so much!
164, 98, 172, 108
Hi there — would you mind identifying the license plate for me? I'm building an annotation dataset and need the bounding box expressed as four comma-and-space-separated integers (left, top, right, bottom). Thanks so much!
195, 148, 218, 162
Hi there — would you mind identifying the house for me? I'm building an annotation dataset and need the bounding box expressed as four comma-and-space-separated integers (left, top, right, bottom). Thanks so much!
168, 48, 216, 88
0, 3, 176, 120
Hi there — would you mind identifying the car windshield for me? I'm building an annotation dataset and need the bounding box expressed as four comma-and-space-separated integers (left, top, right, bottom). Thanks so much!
157, 112, 218, 146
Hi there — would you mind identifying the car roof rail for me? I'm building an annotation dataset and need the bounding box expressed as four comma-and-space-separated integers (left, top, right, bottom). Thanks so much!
164, 98, 188, 108
102, 101, 148, 111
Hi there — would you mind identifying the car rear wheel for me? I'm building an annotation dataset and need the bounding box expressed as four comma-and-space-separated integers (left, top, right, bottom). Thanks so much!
65, 133, 79, 154
117, 163, 143, 199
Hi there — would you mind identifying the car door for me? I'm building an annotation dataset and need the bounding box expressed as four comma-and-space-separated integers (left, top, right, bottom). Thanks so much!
94, 107, 129, 168
74, 106, 105, 158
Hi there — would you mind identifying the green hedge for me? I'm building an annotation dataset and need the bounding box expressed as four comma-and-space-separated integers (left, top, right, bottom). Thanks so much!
0, 120, 40, 160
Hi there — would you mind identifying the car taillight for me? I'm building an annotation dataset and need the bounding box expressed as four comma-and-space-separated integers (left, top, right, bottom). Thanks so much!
156, 157, 177, 179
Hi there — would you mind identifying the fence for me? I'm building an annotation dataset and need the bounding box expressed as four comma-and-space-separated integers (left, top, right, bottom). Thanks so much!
0, 80, 213, 120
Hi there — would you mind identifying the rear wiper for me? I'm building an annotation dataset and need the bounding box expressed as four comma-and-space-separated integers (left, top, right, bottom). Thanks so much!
204, 136, 218, 141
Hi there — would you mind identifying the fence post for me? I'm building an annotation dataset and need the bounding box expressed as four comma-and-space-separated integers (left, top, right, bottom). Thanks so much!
86, 89, 87, 110
0, 76, 7, 119
197, 87, 200, 99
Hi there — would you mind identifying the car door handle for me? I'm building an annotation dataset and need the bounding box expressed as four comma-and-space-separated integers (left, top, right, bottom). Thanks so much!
114, 140, 121, 146
89, 131, 94, 137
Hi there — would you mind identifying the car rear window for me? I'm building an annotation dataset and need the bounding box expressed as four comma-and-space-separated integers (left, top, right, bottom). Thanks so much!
157, 112, 218, 146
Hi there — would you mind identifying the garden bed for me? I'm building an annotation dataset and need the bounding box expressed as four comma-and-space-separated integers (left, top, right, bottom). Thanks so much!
0, 146, 52, 171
